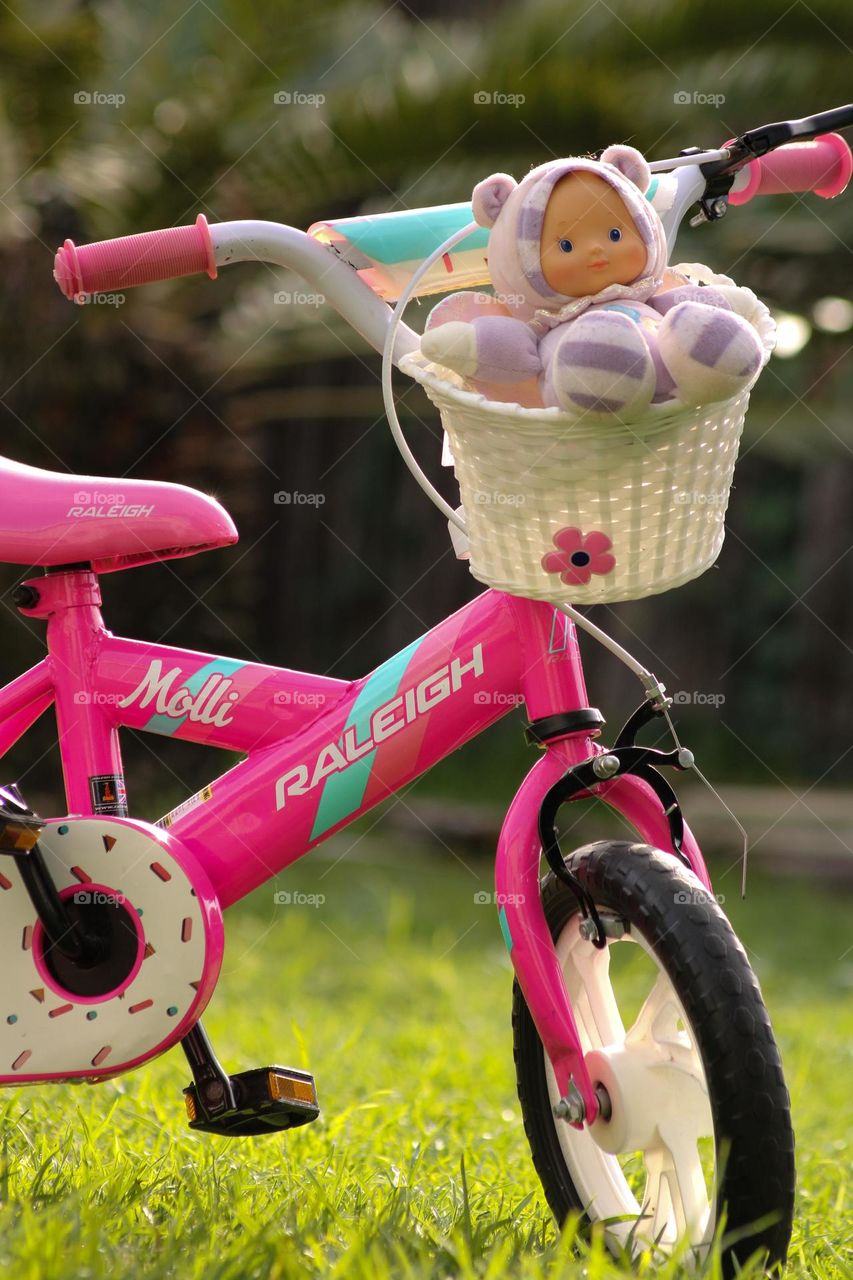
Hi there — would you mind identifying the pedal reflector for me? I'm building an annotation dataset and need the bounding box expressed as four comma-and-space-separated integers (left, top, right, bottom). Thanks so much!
268, 1069, 317, 1106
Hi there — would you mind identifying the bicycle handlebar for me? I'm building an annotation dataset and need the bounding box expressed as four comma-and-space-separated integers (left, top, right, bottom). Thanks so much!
52, 106, 852, 330
53, 214, 217, 300
729, 133, 851, 205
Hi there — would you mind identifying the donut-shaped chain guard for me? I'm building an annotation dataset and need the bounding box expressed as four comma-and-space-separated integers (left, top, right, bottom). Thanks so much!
0, 817, 223, 1083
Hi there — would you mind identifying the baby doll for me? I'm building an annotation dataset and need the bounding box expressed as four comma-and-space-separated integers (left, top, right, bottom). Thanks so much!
419, 146, 764, 417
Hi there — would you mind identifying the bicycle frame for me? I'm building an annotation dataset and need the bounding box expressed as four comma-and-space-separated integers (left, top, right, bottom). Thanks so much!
3, 565, 711, 1118
2, 147, 759, 1114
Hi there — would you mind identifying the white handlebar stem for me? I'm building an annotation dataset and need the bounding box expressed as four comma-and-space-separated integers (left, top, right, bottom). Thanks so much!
658, 164, 712, 252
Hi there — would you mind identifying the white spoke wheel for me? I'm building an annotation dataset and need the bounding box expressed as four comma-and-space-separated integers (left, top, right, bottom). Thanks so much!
512, 841, 794, 1276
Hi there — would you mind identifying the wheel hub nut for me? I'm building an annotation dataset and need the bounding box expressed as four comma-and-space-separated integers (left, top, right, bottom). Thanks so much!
553, 1078, 586, 1124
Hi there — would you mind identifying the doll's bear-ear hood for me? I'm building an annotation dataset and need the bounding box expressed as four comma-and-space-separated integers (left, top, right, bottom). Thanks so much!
472, 147, 667, 319
472, 173, 517, 228
599, 144, 651, 193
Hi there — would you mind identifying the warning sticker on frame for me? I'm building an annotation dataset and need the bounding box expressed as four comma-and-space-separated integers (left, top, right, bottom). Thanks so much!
156, 784, 214, 830
89, 773, 128, 816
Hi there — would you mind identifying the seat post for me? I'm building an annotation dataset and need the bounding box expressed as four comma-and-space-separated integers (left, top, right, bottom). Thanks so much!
15, 565, 128, 818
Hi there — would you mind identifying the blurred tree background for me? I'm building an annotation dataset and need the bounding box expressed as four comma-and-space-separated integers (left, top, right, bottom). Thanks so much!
0, 0, 851, 816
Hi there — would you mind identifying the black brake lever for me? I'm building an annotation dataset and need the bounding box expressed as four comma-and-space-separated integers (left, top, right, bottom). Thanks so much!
737, 104, 853, 156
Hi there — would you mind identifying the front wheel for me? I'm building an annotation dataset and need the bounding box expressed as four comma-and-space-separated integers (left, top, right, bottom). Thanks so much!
512, 840, 795, 1274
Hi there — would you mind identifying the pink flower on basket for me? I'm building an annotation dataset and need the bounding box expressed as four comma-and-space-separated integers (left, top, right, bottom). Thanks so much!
542, 527, 616, 585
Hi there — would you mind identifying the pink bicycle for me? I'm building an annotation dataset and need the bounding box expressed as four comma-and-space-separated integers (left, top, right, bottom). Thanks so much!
2, 106, 851, 1274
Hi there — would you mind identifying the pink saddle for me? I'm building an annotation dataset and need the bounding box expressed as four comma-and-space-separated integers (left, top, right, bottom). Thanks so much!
0, 456, 238, 573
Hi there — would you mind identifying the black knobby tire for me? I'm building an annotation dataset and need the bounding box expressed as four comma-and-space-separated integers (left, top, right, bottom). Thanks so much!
512, 840, 795, 1274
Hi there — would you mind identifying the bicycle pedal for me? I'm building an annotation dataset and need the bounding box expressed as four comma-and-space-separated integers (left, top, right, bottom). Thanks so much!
183, 1066, 319, 1136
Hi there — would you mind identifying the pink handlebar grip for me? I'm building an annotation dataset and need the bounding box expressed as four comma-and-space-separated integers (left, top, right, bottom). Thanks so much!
729, 133, 852, 206
53, 213, 217, 302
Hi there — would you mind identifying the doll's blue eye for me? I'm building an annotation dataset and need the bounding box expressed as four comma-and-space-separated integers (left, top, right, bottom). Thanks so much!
558, 238, 574, 253
609, 228, 622, 242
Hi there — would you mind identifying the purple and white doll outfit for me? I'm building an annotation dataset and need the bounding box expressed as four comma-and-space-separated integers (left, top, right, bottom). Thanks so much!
420, 145, 764, 418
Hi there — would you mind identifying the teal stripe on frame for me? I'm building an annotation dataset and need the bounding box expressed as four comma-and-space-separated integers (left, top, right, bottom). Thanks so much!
498, 905, 513, 953
143, 657, 246, 736
310, 636, 422, 840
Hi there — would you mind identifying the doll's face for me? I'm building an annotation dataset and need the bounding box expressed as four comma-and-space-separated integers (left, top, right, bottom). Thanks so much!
540, 171, 647, 297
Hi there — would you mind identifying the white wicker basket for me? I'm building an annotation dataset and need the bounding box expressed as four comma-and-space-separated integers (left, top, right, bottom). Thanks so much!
400, 266, 775, 605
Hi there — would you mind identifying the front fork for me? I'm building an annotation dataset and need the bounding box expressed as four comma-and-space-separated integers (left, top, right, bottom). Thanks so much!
495, 733, 711, 1125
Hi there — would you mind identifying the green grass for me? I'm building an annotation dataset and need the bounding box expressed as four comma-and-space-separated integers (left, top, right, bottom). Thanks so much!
0, 836, 850, 1279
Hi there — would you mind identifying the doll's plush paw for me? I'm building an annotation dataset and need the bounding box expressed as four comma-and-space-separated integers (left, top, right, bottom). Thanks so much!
546, 311, 655, 418
422, 315, 542, 386
420, 321, 478, 377
658, 301, 764, 407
